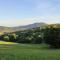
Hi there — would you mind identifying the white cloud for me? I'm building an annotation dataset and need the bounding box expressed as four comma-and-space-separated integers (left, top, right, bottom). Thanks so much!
0, 16, 60, 27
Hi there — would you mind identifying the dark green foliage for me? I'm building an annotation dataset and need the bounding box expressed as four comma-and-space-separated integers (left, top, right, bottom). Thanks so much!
0, 27, 43, 44
3, 36, 9, 41
44, 26, 60, 48
8, 33, 18, 42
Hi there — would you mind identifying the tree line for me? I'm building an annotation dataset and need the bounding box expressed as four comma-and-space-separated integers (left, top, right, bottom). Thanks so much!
0, 27, 42, 44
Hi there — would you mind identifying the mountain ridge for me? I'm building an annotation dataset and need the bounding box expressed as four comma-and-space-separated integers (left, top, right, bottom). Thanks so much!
0, 22, 48, 34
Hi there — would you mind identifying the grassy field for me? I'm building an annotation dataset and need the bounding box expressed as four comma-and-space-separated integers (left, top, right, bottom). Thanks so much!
0, 44, 60, 60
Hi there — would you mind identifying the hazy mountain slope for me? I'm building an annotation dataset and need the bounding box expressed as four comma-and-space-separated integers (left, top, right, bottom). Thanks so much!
0, 23, 60, 34
0, 23, 47, 34
12, 22, 47, 30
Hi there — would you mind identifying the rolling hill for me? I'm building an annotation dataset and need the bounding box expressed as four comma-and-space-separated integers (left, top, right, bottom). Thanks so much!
0, 23, 60, 35
0, 22, 47, 34
12, 22, 47, 30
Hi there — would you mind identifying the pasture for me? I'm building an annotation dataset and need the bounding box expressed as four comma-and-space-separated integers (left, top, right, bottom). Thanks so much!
0, 44, 60, 60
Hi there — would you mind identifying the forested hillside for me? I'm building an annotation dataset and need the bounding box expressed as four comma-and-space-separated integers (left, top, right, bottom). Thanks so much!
0, 24, 60, 48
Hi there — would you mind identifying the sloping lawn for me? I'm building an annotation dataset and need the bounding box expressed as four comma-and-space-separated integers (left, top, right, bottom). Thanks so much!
0, 44, 60, 60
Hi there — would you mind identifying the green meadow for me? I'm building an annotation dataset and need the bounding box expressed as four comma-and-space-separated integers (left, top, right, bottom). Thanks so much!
0, 44, 60, 60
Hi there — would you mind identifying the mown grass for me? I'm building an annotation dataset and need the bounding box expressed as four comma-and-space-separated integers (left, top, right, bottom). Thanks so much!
0, 44, 60, 60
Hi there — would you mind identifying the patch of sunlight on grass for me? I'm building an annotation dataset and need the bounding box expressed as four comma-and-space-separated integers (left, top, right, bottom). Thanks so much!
0, 41, 16, 44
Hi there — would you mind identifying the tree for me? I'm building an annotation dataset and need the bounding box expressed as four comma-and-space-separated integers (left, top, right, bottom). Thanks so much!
9, 33, 18, 42
44, 25, 60, 48
3, 36, 9, 41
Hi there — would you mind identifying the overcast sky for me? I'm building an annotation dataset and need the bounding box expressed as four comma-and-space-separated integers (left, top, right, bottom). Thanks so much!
0, 0, 60, 27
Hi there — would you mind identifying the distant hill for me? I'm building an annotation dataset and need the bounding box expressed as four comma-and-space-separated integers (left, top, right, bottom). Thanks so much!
0, 22, 47, 34
0, 23, 60, 34
48, 24, 60, 28
12, 22, 47, 30
0, 26, 12, 34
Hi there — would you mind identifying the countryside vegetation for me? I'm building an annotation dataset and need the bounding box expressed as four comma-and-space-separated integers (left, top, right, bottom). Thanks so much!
0, 24, 60, 48
0, 24, 60, 60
